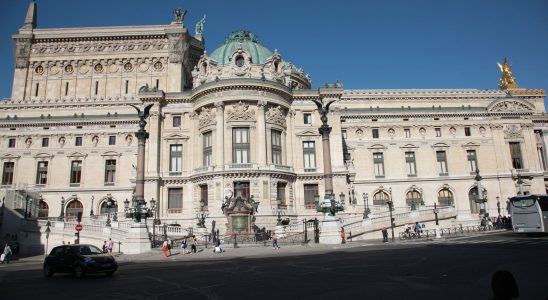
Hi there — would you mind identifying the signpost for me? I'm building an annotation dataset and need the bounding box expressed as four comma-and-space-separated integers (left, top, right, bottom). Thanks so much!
75, 224, 83, 232
75, 224, 82, 244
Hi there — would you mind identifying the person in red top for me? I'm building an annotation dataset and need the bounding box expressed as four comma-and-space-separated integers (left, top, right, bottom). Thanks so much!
341, 227, 347, 244
162, 240, 169, 257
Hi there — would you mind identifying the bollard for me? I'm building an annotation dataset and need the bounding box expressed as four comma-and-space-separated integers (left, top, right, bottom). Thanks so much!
349, 231, 352, 242
263, 232, 267, 247
118, 241, 121, 254
426, 230, 429, 240
233, 233, 238, 248
460, 224, 463, 234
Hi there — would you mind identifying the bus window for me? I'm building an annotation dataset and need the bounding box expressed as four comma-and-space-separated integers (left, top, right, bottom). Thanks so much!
511, 198, 535, 208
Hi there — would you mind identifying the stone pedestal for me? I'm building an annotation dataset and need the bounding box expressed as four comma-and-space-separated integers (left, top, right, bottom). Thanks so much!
319, 215, 341, 244
275, 225, 285, 237
124, 222, 151, 254
194, 227, 208, 236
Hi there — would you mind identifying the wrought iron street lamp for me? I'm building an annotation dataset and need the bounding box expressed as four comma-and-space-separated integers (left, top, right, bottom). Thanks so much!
362, 192, 370, 219
474, 169, 488, 218
196, 201, 208, 228
516, 174, 524, 195
44, 220, 51, 255
496, 196, 501, 216
106, 195, 113, 227
339, 192, 346, 206
58, 196, 65, 221
150, 198, 157, 248
433, 203, 441, 238
273, 205, 285, 226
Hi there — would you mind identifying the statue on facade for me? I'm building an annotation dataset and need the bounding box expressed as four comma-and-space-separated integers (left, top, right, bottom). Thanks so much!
195, 15, 206, 35
173, 8, 187, 24
497, 57, 517, 90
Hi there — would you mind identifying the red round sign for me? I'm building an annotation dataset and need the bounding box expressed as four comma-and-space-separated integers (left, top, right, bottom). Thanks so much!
75, 224, 83, 232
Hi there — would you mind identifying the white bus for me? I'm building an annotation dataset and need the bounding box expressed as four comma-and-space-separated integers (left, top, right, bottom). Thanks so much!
509, 195, 548, 234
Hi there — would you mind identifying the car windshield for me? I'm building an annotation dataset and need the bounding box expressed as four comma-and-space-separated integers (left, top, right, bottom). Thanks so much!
75, 245, 104, 255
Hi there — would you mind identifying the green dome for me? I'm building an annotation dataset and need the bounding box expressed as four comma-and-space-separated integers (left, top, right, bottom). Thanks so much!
209, 30, 274, 65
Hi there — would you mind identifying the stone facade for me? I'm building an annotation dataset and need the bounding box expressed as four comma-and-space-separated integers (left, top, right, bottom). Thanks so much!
1, 3, 547, 233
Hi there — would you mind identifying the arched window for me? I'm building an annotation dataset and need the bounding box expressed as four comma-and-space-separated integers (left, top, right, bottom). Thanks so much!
100, 199, 118, 215
65, 200, 83, 219
38, 200, 49, 219
406, 190, 422, 209
438, 189, 454, 206
468, 187, 483, 214
373, 191, 389, 205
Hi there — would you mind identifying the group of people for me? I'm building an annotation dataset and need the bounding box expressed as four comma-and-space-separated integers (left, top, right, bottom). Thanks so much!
162, 235, 200, 257
481, 216, 512, 231
101, 238, 114, 254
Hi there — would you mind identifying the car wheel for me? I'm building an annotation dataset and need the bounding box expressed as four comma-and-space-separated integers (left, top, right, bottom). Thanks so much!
74, 265, 84, 278
43, 265, 54, 278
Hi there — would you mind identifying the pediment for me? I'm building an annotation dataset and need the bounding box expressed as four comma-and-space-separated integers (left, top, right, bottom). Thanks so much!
34, 152, 54, 159
0, 153, 21, 160
66, 151, 88, 158
164, 133, 190, 141
400, 143, 418, 149
488, 99, 534, 113
431, 143, 450, 149
368, 144, 387, 150
461, 142, 480, 149
296, 129, 320, 137
101, 151, 121, 157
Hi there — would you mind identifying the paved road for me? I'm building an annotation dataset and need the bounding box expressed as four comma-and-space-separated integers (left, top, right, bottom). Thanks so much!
1, 231, 546, 300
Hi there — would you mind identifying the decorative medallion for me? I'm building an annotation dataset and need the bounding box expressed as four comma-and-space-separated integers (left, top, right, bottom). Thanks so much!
94, 64, 103, 73
78, 64, 89, 74
64, 64, 73, 73
479, 126, 486, 136
449, 127, 456, 135
25, 137, 33, 148
154, 61, 163, 70
108, 63, 119, 73
227, 101, 256, 122
504, 124, 523, 139
35, 65, 44, 75
124, 62, 133, 72
50, 65, 60, 75
138, 63, 149, 72
265, 106, 286, 126
198, 107, 216, 128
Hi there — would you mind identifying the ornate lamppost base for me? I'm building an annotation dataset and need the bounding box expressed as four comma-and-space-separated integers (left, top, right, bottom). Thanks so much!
318, 215, 342, 244
124, 222, 152, 254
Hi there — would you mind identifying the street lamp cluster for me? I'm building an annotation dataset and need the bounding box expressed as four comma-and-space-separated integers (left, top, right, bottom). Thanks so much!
123, 196, 152, 223
362, 193, 370, 219
314, 192, 345, 216
474, 169, 488, 219
196, 201, 208, 228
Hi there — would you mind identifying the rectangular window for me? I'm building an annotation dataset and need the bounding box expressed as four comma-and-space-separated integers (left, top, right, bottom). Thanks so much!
35, 83, 39, 97
373, 152, 385, 177
125, 80, 129, 94
200, 184, 208, 210
304, 184, 319, 209
277, 182, 287, 206
464, 127, 471, 136
435, 127, 442, 137
70, 160, 82, 185
404, 128, 411, 138
203, 131, 212, 167
173, 116, 181, 127
65, 82, 69, 96
467, 150, 478, 173
104, 159, 116, 184
167, 188, 183, 212
36, 161, 48, 185
2, 162, 15, 185
372, 128, 379, 139
75, 136, 82, 146
271, 130, 282, 165
232, 128, 250, 164
169, 144, 183, 174
95, 81, 99, 95
234, 181, 250, 199
436, 151, 448, 175
108, 136, 116, 145
8, 138, 16, 148
42, 137, 49, 147
156, 79, 159, 89
405, 151, 416, 176
303, 141, 316, 171
303, 113, 312, 124
509, 142, 523, 169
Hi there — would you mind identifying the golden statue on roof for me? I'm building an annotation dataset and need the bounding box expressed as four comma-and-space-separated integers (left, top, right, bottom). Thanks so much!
497, 57, 517, 90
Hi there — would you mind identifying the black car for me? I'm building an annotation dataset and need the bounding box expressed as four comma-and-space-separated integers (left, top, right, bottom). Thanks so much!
43, 244, 117, 278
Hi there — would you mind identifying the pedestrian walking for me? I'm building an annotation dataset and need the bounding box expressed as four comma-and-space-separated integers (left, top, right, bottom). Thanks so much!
102, 241, 108, 253
162, 240, 169, 257
214, 238, 222, 253
2, 243, 13, 264
167, 239, 172, 256
382, 228, 389, 243
415, 222, 422, 237
106, 238, 113, 254
191, 235, 197, 253
341, 227, 347, 244
272, 233, 280, 249
180, 237, 188, 254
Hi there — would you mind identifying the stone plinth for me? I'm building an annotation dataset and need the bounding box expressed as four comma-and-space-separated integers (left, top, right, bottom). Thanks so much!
123, 222, 151, 254
319, 215, 341, 244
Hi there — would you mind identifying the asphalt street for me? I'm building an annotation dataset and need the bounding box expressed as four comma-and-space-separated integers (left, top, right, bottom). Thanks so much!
1, 231, 547, 300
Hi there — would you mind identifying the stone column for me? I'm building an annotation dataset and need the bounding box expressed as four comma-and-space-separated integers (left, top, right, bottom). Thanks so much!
320, 124, 334, 196
257, 101, 267, 167
215, 102, 224, 171
286, 109, 295, 167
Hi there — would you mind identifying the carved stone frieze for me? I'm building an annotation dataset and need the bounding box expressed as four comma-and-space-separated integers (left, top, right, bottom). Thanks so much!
490, 100, 533, 112
198, 107, 216, 128
503, 124, 523, 139
265, 105, 286, 127
14, 37, 32, 68
31, 39, 167, 54
167, 32, 185, 64
226, 101, 256, 122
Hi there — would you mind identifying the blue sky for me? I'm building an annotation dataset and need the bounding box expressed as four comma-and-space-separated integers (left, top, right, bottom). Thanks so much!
1, 0, 547, 100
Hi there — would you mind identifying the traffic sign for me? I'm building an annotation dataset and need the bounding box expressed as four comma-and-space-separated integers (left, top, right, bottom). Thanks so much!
75, 224, 83, 232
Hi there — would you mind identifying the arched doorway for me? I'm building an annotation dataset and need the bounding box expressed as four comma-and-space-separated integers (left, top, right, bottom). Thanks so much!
438, 188, 454, 206
372, 191, 390, 205
65, 199, 83, 219
405, 190, 422, 210
468, 187, 486, 214
100, 198, 118, 215
38, 200, 49, 219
